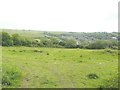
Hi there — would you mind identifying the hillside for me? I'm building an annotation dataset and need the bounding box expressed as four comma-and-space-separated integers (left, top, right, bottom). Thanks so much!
1, 29, 118, 40
1, 29, 118, 49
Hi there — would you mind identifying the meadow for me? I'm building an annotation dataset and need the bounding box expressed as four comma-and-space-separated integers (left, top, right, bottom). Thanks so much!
2, 47, 118, 88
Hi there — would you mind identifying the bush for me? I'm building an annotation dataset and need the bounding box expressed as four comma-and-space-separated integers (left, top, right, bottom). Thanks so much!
12, 34, 21, 46
86, 40, 112, 49
2, 32, 13, 46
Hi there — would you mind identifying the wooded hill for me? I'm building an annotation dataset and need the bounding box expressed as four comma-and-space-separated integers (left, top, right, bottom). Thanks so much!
0, 29, 119, 49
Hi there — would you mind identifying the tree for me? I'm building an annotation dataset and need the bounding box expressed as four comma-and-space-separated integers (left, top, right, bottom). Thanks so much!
65, 39, 77, 48
86, 40, 113, 49
59, 40, 66, 46
12, 34, 21, 46
2, 32, 13, 46
42, 39, 53, 47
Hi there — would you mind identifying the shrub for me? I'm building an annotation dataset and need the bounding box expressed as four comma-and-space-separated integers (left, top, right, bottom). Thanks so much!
86, 40, 112, 49
2, 32, 13, 46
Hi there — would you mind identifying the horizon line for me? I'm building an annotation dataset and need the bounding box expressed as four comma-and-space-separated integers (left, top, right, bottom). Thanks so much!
0, 28, 118, 33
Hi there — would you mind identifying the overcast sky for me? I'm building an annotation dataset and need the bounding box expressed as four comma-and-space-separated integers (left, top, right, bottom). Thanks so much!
0, 0, 119, 32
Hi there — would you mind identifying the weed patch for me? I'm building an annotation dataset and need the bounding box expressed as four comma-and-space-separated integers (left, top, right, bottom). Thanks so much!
99, 75, 118, 88
33, 50, 43, 53
19, 50, 26, 52
87, 73, 99, 79
104, 49, 114, 54
78, 60, 83, 63
47, 53, 49, 55
80, 55, 83, 57
2, 65, 22, 87
12, 50, 16, 52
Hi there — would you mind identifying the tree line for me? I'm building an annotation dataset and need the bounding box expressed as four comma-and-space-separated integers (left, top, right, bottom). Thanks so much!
0, 32, 118, 49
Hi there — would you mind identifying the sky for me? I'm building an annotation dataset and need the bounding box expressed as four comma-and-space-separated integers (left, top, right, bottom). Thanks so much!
0, 0, 119, 32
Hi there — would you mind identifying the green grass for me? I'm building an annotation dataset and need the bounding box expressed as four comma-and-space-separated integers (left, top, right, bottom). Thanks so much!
1, 29, 44, 38
0, 46, 2, 89
2, 47, 118, 88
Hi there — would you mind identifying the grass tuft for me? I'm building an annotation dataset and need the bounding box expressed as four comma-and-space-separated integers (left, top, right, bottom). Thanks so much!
87, 73, 99, 79
2, 65, 22, 87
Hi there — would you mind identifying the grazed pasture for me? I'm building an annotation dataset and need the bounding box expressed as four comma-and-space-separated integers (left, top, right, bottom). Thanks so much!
2, 47, 118, 88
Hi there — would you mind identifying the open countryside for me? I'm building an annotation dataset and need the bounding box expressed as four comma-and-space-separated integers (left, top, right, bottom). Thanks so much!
1, 29, 119, 88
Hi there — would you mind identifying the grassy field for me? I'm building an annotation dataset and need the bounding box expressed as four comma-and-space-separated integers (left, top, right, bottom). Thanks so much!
2, 47, 118, 88
1, 29, 70, 38
0, 46, 2, 89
